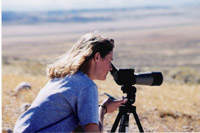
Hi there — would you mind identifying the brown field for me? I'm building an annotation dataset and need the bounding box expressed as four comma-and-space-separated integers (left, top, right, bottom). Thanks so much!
2, 65, 200, 132
2, 8, 200, 132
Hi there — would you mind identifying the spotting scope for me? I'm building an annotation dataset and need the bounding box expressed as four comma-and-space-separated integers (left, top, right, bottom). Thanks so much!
110, 63, 163, 86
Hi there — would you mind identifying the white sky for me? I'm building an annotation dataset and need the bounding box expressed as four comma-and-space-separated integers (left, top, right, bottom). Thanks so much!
2, 0, 199, 12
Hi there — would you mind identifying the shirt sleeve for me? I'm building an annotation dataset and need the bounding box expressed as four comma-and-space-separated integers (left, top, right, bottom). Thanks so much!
77, 85, 99, 126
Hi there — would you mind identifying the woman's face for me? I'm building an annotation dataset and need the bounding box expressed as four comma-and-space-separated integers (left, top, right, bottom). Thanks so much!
95, 51, 113, 80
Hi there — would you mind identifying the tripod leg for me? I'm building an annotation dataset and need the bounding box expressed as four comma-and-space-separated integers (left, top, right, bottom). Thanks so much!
110, 110, 123, 132
119, 113, 129, 133
132, 110, 144, 132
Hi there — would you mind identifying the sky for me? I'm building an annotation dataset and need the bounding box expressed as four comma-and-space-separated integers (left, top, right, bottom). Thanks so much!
2, 0, 200, 12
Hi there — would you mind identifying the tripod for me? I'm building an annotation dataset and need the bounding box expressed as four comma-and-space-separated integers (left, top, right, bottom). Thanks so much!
110, 85, 144, 132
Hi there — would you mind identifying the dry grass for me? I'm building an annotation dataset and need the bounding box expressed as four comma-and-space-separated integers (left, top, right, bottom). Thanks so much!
2, 59, 47, 129
2, 61, 200, 132
2, 73, 48, 129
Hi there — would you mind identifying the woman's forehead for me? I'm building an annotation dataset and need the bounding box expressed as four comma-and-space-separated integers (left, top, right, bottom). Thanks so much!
106, 51, 113, 59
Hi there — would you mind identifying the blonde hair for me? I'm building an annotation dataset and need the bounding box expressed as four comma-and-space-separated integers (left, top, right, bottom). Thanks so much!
47, 33, 114, 79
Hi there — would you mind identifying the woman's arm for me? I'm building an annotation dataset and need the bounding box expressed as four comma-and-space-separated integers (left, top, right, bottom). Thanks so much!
84, 123, 101, 132
83, 106, 106, 132
99, 98, 128, 132
82, 98, 127, 132
99, 105, 106, 132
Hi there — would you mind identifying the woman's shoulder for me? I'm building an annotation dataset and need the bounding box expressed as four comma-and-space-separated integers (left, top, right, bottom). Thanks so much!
60, 71, 96, 89
72, 71, 96, 87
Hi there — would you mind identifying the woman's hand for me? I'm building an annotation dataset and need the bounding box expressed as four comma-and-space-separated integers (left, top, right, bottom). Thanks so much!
101, 97, 128, 113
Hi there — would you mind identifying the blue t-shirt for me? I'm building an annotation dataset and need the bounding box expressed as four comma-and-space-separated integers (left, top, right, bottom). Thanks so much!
14, 71, 99, 133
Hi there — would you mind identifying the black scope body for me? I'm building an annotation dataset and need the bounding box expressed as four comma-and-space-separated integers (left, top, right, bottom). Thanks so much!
110, 63, 163, 86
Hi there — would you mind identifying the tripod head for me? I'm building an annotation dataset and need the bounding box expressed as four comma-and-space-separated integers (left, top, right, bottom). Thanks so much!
121, 85, 137, 105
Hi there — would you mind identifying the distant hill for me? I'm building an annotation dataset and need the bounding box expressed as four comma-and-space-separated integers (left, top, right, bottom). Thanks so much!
2, 11, 112, 24
2, 6, 171, 24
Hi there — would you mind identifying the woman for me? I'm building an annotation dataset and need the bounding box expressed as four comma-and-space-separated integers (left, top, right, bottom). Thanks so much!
14, 33, 127, 132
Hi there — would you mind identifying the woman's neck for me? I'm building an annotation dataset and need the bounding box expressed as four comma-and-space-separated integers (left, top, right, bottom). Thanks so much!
79, 60, 95, 80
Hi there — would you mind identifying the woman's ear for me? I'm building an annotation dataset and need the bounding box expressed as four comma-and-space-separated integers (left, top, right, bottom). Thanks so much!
94, 52, 101, 62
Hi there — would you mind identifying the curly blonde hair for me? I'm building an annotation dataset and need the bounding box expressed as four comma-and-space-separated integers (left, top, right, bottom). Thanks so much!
47, 33, 114, 79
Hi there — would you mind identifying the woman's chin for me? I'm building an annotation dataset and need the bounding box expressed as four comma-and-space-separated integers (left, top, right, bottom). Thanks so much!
99, 76, 106, 81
